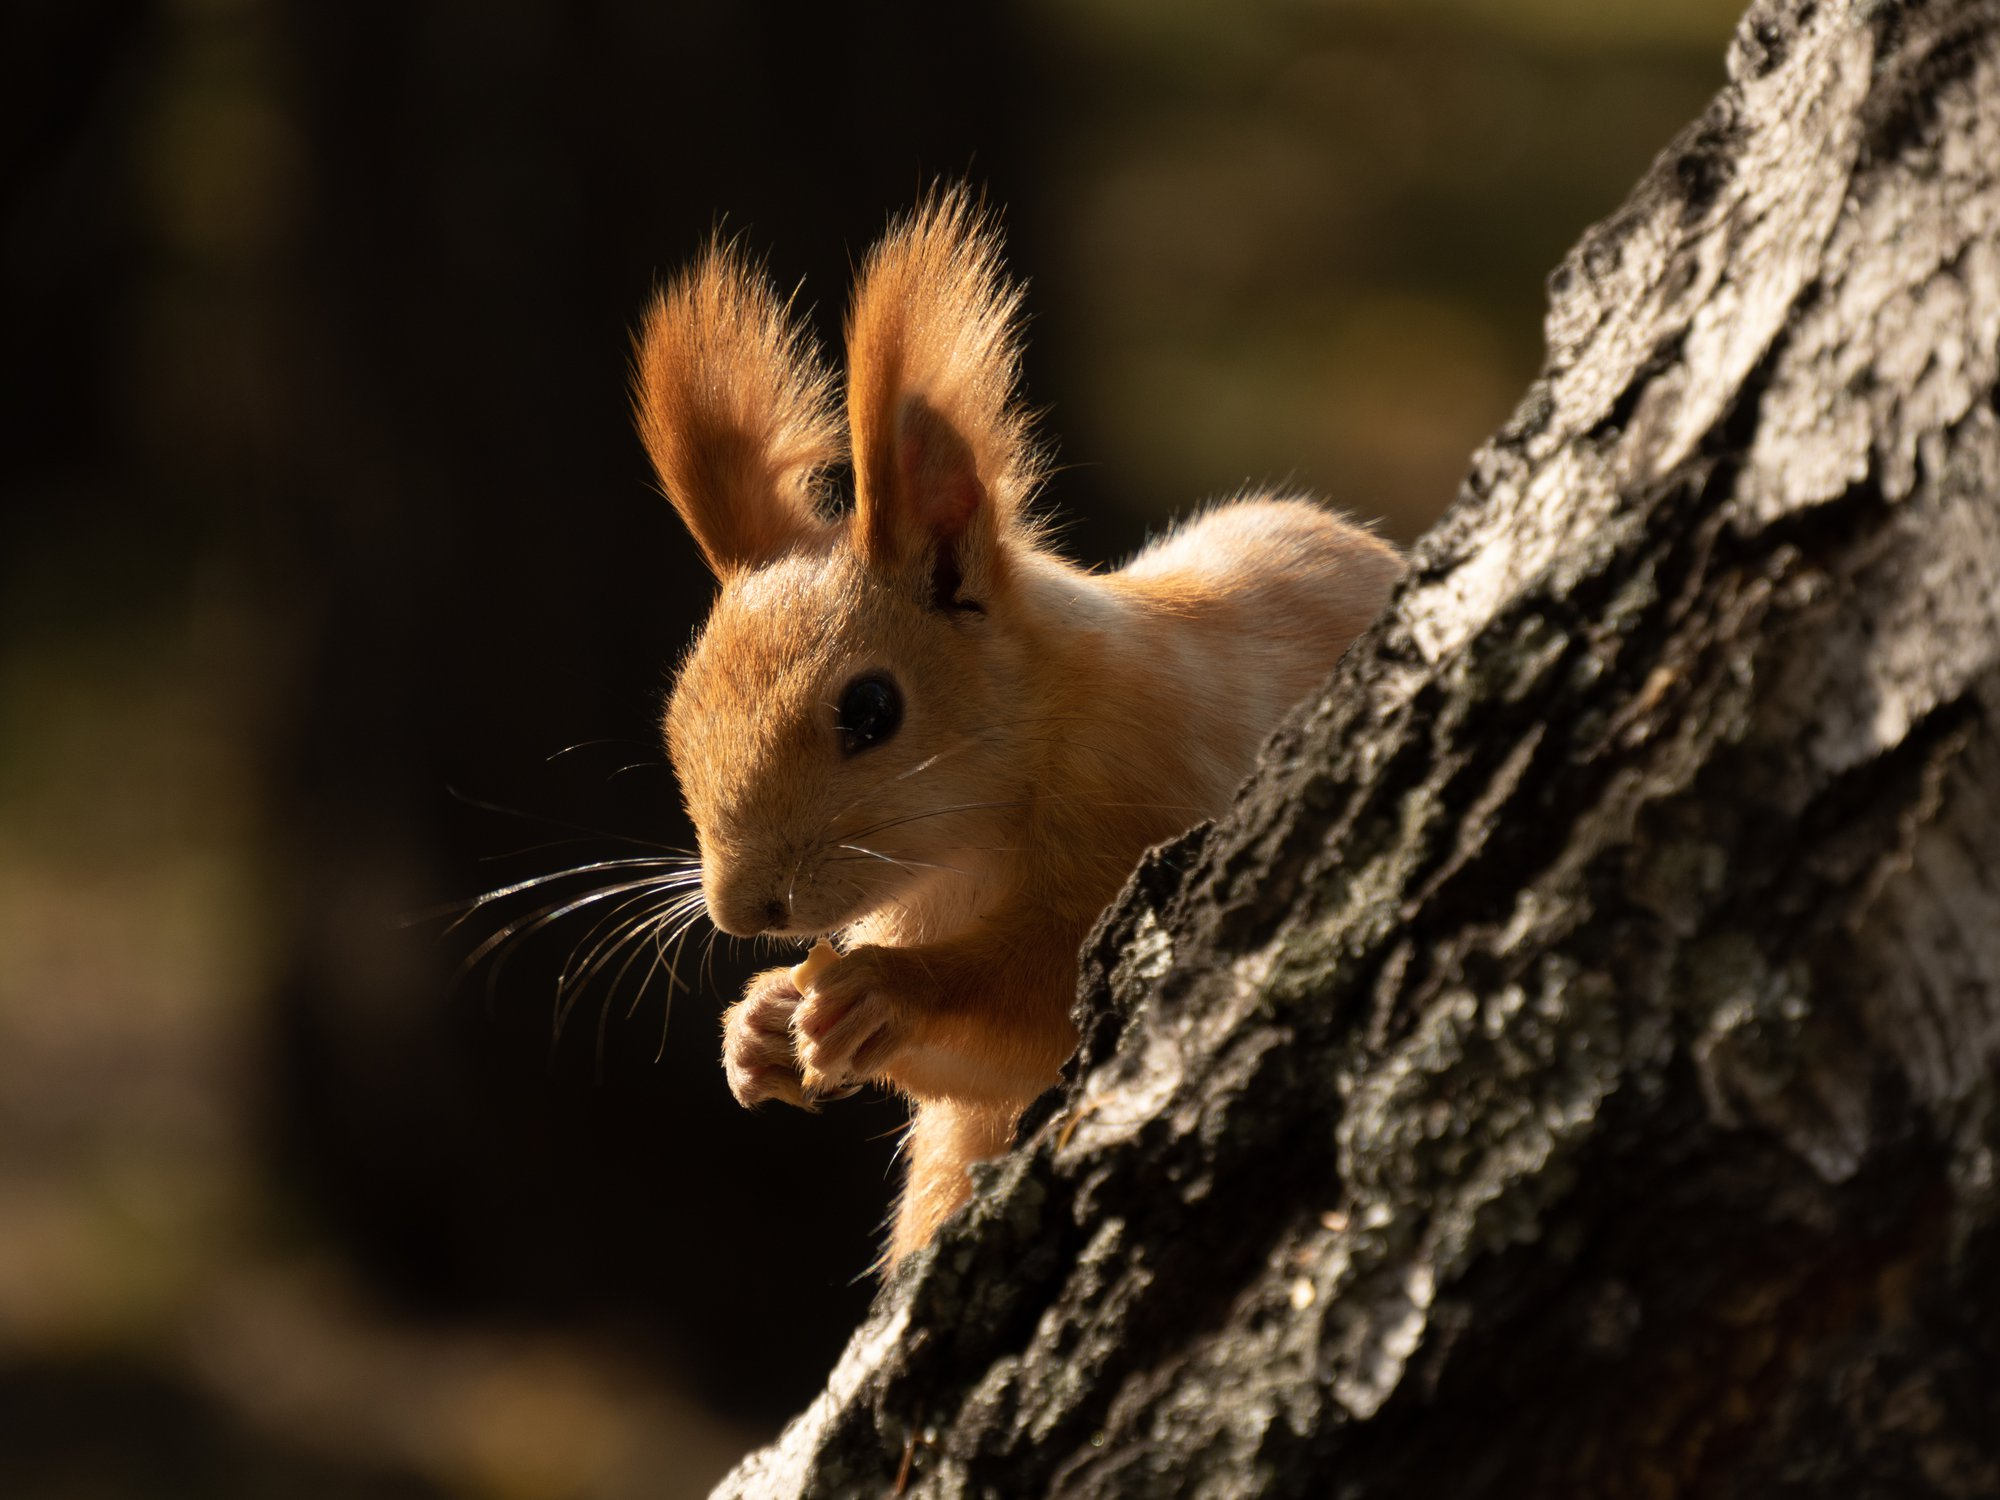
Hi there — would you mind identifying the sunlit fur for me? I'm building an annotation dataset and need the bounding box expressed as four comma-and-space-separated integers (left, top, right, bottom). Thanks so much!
846, 189, 1046, 574
631, 237, 843, 575
640, 191, 1405, 1263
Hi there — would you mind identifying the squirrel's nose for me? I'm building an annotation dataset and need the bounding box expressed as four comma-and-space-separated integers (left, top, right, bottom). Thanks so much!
706, 880, 791, 937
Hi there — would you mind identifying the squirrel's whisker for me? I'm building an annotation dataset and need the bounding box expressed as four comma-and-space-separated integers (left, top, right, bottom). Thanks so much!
606, 760, 672, 781
571, 890, 707, 1049
419, 854, 699, 933
599, 902, 685, 1038
555, 888, 704, 1042
443, 785, 688, 854
895, 751, 949, 782
456, 872, 700, 1003
475, 835, 680, 866
543, 736, 645, 763
650, 899, 712, 1007
840, 799, 1038, 844
645, 899, 714, 1063
557, 881, 695, 985
831, 843, 968, 877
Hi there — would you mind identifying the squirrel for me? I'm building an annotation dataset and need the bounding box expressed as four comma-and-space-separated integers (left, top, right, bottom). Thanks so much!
631, 190, 1403, 1264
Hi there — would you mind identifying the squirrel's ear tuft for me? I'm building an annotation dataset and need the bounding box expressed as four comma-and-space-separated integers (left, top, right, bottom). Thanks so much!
632, 239, 843, 577
846, 187, 1044, 596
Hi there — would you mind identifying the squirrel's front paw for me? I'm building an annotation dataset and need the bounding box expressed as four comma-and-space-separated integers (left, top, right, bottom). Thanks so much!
793, 946, 908, 1092
721, 968, 817, 1110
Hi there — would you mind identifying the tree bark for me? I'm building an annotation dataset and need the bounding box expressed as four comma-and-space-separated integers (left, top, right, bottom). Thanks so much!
716, 1, 2000, 1494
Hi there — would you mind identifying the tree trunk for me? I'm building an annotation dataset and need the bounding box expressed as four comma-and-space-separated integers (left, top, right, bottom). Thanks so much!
716, 1, 2000, 1493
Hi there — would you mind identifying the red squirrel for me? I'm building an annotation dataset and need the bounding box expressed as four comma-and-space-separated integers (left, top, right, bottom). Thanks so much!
632, 191, 1402, 1262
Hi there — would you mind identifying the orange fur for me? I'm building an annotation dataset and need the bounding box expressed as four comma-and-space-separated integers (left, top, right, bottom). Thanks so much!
845, 189, 1043, 577
638, 192, 1405, 1264
631, 239, 843, 574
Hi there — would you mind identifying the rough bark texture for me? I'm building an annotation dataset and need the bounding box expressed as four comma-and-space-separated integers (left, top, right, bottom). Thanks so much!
716, 1, 2000, 1494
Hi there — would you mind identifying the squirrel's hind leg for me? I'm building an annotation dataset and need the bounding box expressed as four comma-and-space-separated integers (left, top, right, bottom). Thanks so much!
885, 1098, 1020, 1264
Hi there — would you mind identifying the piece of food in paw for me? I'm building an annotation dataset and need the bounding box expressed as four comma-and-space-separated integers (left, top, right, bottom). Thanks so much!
790, 938, 840, 993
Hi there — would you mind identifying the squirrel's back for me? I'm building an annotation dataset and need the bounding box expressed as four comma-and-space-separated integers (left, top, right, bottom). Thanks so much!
988, 496, 1402, 927
1108, 495, 1402, 799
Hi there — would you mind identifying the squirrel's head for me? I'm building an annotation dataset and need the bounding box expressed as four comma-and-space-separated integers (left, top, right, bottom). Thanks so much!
637, 192, 1046, 939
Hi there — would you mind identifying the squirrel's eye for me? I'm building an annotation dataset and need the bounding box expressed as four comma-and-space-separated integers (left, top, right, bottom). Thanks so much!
836, 674, 903, 755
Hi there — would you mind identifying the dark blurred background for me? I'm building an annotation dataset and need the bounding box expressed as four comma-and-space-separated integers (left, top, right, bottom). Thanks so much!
1, 1, 1740, 1494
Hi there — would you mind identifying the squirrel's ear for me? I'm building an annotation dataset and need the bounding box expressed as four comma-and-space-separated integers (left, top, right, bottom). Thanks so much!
631, 240, 843, 577
846, 188, 1042, 604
